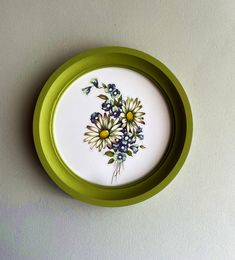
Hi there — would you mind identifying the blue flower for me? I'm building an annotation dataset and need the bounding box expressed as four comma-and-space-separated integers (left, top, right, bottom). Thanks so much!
135, 127, 144, 140
82, 86, 92, 95
137, 134, 144, 140
116, 100, 123, 108
122, 127, 128, 135
102, 100, 113, 111
114, 152, 127, 163
111, 142, 119, 152
107, 84, 116, 93
130, 145, 139, 154
90, 112, 101, 123
109, 106, 121, 118
118, 142, 128, 153
121, 134, 132, 145
122, 135, 129, 145
111, 89, 121, 98
136, 127, 143, 134
130, 135, 137, 144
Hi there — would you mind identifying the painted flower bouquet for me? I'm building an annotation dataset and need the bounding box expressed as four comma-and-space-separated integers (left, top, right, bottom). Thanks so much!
82, 78, 145, 183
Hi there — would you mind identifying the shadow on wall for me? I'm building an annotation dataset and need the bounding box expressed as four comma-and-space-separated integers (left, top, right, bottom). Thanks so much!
21, 44, 102, 199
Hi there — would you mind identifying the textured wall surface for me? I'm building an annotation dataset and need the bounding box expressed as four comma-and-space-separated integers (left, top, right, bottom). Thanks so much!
0, 1, 235, 259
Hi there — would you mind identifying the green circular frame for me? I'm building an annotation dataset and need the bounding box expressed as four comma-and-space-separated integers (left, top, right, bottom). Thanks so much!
33, 46, 193, 207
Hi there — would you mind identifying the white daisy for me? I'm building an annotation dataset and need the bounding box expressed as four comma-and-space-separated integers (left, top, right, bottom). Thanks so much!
120, 97, 145, 133
84, 113, 123, 151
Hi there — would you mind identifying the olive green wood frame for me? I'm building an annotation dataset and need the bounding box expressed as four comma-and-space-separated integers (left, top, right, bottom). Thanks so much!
33, 46, 193, 207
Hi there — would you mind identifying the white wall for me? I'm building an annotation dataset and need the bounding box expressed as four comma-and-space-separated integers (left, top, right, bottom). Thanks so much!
0, 0, 234, 259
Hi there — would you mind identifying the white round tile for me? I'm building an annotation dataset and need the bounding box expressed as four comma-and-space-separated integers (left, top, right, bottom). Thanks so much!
53, 67, 171, 186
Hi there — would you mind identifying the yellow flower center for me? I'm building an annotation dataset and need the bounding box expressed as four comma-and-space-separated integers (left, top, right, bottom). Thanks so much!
99, 129, 109, 139
126, 111, 134, 121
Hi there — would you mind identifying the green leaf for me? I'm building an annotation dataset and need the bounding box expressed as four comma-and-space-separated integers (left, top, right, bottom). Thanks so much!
105, 151, 114, 157
127, 150, 133, 156
118, 95, 122, 102
140, 145, 146, 149
97, 94, 108, 100
113, 99, 118, 106
108, 158, 114, 164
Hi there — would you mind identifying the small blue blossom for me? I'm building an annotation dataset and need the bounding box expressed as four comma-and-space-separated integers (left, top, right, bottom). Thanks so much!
122, 135, 129, 145
109, 106, 121, 118
138, 134, 144, 140
116, 100, 123, 108
130, 135, 137, 144
122, 127, 128, 135
114, 152, 127, 163
90, 112, 101, 123
122, 134, 132, 145
136, 127, 143, 134
136, 127, 144, 140
107, 84, 116, 93
102, 100, 113, 111
111, 142, 119, 152
121, 139, 128, 145
118, 142, 128, 153
130, 145, 139, 154
111, 89, 121, 98
82, 86, 92, 95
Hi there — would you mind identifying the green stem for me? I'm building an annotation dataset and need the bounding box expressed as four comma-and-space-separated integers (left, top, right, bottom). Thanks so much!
111, 162, 123, 184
